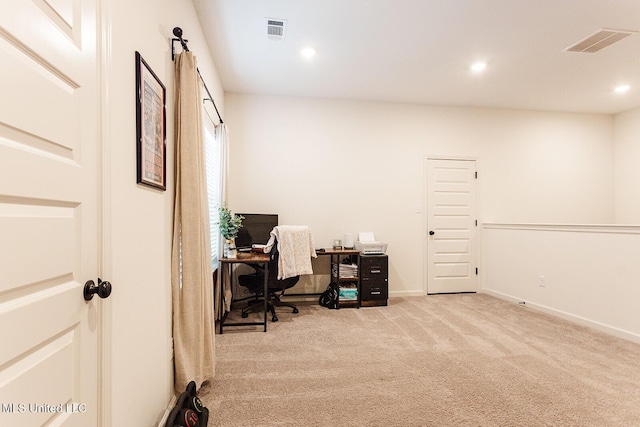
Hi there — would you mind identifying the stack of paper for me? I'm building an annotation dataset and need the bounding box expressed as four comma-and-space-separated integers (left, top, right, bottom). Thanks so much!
333, 263, 358, 278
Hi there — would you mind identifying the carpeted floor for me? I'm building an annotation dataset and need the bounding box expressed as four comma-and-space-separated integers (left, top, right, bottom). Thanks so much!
199, 294, 640, 426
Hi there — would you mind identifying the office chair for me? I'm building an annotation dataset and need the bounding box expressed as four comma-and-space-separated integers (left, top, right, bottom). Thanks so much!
238, 240, 299, 322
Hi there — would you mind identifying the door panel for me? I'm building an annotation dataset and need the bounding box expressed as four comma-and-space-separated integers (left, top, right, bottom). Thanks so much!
1, 209, 75, 292
0, 0, 100, 425
433, 262, 470, 278
435, 239, 470, 254
426, 159, 477, 294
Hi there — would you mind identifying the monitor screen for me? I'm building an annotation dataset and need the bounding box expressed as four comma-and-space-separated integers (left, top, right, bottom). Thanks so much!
235, 213, 278, 249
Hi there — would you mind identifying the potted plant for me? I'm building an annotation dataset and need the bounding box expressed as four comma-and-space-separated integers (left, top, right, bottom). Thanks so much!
218, 205, 244, 258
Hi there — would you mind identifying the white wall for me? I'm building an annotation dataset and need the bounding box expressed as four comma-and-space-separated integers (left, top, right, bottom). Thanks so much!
479, 109, 640, 344
106, 0, 223, 425
614, 107, 640, 224
225, 94, 615, 295
482, 224, 640, 343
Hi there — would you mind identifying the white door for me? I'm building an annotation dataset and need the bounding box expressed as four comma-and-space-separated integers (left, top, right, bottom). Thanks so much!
426, 159, 478, 294
0, 0, 102, 426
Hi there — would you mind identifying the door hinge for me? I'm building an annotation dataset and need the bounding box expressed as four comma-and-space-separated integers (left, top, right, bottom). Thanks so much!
475, 268, 478, 275
475, 220, 478, 226
475, 171, 478, 179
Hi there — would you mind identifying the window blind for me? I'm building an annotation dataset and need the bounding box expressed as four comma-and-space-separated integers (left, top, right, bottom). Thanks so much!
203, 108, 222, 269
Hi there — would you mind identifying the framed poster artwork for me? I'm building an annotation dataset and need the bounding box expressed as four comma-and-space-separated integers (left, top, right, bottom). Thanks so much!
135, 51, 166, 190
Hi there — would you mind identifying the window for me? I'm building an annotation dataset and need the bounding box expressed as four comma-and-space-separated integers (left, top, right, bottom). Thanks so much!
203, 108, 223, 269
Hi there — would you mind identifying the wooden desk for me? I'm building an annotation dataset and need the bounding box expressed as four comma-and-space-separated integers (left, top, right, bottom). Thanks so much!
219, 251, 270, 333
317, 248, 359, 256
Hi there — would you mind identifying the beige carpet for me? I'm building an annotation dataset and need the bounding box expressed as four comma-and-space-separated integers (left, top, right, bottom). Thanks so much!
199, 294, 640, 426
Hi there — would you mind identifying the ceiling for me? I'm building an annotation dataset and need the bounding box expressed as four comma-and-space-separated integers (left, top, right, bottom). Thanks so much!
193, 0, 640, 114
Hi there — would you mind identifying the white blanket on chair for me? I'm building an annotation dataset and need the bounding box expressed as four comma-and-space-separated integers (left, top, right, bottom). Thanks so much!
264, 225, 317, 280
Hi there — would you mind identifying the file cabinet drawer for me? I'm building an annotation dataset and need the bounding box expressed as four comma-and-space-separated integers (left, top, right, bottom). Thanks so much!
359, 254, 388, 307
360, 255, 388, 277
361, 280, 388, 300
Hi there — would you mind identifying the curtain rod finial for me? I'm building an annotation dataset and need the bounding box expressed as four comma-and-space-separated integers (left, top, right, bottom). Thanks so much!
173, 27, 183, 38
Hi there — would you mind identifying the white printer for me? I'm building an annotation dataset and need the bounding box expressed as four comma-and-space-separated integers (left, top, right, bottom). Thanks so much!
354, 232, 387, 255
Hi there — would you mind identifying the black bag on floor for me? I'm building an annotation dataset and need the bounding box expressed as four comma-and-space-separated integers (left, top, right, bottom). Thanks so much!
319, 282, 339, 309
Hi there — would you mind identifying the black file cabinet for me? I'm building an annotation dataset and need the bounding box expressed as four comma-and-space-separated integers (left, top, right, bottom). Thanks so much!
359, 254, 388, 307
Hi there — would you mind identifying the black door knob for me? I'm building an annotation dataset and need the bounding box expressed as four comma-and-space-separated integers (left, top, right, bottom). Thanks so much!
84, 278, 113, 301
429, 230, 435, 236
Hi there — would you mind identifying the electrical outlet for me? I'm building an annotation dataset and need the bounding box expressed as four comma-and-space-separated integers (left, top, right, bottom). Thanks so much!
539, 275, 545, 287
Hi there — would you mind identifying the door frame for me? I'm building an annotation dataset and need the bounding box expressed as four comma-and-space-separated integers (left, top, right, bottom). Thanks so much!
423, 156, 482, 295
98, 1, 112, 425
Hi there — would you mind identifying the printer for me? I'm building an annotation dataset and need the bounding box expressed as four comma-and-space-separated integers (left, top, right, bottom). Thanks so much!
354, 232, 387, 255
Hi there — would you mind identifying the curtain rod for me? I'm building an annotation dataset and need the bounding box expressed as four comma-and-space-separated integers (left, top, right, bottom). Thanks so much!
171, 27, 224, 125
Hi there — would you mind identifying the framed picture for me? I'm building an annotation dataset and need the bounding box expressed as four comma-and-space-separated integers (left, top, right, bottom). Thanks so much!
135, 51, 166, 190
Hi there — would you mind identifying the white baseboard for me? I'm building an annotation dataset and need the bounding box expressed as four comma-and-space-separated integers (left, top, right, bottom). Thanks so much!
389, 290, 425, 298
157, 394, 177, 427
481, 289, 640, 344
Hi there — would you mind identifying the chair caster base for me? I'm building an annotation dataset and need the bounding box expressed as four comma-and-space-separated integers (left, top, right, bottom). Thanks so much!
241, 312, 248, 318
271, 316, 278, 322
292, 308, 299, 314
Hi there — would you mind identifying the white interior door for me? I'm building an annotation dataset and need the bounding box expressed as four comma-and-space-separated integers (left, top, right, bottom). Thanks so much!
0, 1, 101, 426
426, 158, 478, 294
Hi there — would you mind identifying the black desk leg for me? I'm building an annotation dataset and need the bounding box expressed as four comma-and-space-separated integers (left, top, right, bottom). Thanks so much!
218, 259, 268, 333
219, 263, 229, 334
219, 263, 224, 334
263, 263, 268, 332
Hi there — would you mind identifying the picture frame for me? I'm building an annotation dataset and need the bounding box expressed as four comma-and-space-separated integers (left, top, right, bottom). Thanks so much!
135, 51, 166, 190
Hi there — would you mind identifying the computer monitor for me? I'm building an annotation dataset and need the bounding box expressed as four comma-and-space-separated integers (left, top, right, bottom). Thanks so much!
234, 213, 278, 249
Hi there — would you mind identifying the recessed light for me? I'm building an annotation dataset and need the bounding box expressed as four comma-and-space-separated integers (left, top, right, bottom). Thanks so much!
301, 47, 317, 59
470, 62, 487, 73
614, 84, 630, 94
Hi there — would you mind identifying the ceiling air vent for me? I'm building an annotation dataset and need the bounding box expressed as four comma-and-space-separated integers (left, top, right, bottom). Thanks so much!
266, 19, 287, 41
565, 28, 636, 53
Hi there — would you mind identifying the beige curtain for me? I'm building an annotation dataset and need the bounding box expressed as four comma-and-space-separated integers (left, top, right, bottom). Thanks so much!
171, 52, 215, 392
